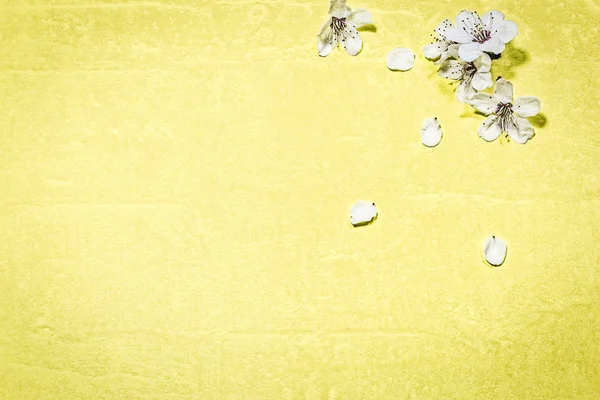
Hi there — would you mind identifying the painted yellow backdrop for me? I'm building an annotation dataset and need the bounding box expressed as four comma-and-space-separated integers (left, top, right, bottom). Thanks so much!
1, 0, 599, 398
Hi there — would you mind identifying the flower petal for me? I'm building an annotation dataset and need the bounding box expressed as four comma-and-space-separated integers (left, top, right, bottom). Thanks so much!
421, 117, 443, 147
341, 27, 362, 56
481, 36, 505, 54
482, 236, 507, 266
458, 42, 483, 62
513, 96, 541, 117
434, 18, 455, 40
438, 60, 463, 80
470, 93, 497, 114
317, 30, 337, 57
471, 71, 493, 91
456, 81, 476, 103
473, 52, 491, 73
423, 42, 444, 60
478, 115, 502, 141
329, 0, 351, 19
386, 47, 415, 71
496, 20, 518, 43
348, 9, 372, 28
455, 10, 480, 36
444, 27, 473, 43
350, 201, 377, 226
481, 10, 505, 31
494, 78, 513, 103
506, 116, 535, 144
317, 17, 332, 37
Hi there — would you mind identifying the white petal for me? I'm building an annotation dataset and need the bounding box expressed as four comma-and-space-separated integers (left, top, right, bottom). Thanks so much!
473, 52, 491, 73
438, 60, 463, 80
494, 78, 513, 103
347, 9, 372, 28
317, 30, 337, 57
470, 93, 497, 114
456, 81, 476, 103
386, 47, 415, 71
329, 0, 351, 19
421, 117, 443, 147
481, 36, 505, 54
341, 27, 362, 56
318, 17, 332, 37
454, 10, 480, 38
458, 42, 483, 62
471, 71, 493, 91
482, 236, 507, 266
423, 42, 444, 60
481, 10, 505, 31
513, 96, 541, 117
434, 18, 455, 39
478, 115, 502, 141
444, 27, 473, 43
350, 201, 378, 226
496, 20, 518, 43
507, 116, 535, 144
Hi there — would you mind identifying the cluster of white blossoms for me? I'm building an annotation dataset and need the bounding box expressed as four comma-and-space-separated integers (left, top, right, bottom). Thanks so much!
423, 10, 542, 144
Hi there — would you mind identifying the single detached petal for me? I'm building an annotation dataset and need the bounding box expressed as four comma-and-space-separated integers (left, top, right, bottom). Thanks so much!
421, 117, 443, 147
481, 10, 505, 31
482, 236, 507, 266
317, 31, 337, 57
456, 81, 476, 103
494, 78, 513, 103
507, 116, 535, 144
471, 71, 493, 91
438, 60, 463, 80
458, 42, 483, 62
386, 47, 415, 71
473, 52, 491, 73
513, 96, 541, 117
481, 36, 505, 54
341, 27, 362, 56
444, 27, 473, 44
496, 20, 518, 43
478, 115, 502, 141
470, 93, 497, 114
423, 42, 444, 60
350, 201, 378, 226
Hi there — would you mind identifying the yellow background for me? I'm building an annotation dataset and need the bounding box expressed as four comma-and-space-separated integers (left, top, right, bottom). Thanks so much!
1, 0, 599, 398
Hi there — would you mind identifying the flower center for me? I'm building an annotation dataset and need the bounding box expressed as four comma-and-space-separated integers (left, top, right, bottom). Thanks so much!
462, 63, 477, 82
331, 17, 347, 35
461, 11, 492, 44
495, 102, 514, 133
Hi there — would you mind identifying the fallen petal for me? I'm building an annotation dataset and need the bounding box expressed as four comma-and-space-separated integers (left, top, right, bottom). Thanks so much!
482, 236, 507, 266
386, 47, 415, 71
350, 201, 378, 226
420, 117, 443, 147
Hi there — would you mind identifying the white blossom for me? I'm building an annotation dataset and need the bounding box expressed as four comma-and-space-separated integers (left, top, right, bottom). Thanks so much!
317, 0, 372, 57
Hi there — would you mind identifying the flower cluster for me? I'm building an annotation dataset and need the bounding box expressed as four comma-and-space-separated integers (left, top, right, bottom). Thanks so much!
423, 10, 541, 144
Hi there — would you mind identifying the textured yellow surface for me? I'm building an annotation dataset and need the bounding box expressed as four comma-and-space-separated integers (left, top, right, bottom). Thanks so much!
1, 0, 600, 398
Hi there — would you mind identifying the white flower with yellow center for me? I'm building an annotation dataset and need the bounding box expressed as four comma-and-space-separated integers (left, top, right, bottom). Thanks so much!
444, 10, 518, 62
470, 78, 541, 144
317, 0, 372, 57
438, 53, 492, 103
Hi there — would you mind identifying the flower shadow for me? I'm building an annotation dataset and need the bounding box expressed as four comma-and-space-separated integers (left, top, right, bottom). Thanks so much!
530, 113, 548, 128
357, 24, 377, 33
491, 42, 530, 79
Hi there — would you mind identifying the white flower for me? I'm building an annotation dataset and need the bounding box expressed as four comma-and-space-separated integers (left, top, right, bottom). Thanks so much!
469, 78, 541, 144
421, 117, 443, 147
444, 10, 518, 62
482, 236, 507, 267
386, 47, 415, 71
317, 0, 372, 57
438, 53, 493, 103
423, 18, 460, 64
350, 201, 377, 226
